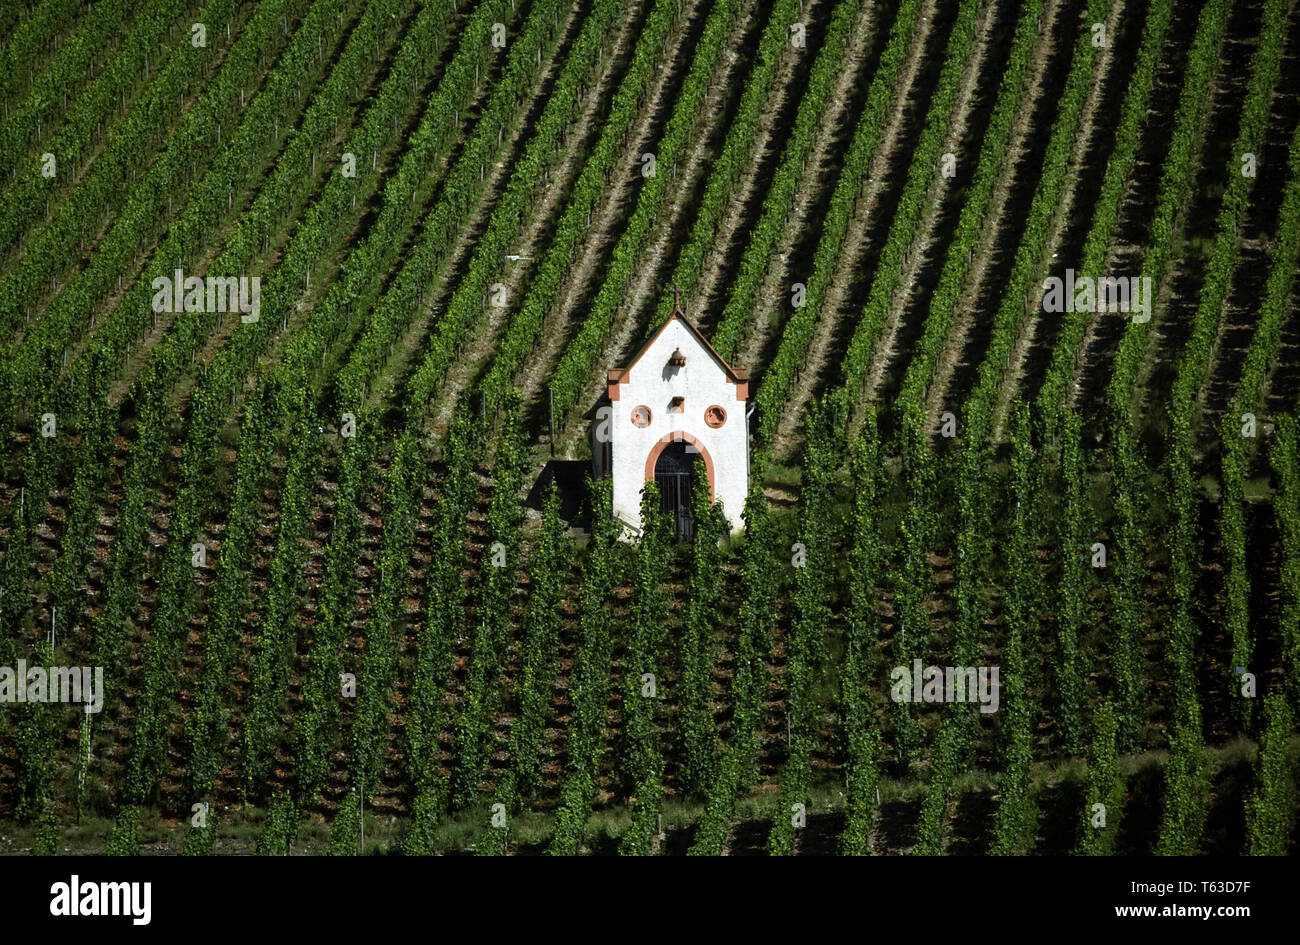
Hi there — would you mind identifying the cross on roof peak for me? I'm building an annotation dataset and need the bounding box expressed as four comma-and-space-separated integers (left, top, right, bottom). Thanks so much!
671, 285, 684, 316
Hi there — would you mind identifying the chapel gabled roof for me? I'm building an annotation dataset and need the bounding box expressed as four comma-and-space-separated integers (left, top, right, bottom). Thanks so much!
613, 294, 748, 384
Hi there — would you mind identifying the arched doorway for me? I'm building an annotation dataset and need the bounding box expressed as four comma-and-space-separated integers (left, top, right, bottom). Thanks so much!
654, 441, 697, 541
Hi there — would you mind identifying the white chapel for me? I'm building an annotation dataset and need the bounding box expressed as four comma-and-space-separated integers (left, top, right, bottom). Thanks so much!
590, 294, 749, 539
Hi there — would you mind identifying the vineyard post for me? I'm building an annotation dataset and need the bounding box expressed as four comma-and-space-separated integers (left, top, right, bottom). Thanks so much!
77, 712, 91, 823
548, 387, 555, 456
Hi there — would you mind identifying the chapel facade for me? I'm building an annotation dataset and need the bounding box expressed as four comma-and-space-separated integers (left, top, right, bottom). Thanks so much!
590, 296, 749, 539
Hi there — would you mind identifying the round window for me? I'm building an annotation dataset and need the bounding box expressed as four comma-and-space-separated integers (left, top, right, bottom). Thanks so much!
704, 405, 726, 428
631, 405, 652, 428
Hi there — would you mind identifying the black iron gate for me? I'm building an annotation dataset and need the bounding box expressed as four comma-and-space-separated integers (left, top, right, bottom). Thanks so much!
654, 441, 695, 542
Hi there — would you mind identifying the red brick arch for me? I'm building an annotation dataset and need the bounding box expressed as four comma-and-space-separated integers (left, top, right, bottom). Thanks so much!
644, 430, 715, 502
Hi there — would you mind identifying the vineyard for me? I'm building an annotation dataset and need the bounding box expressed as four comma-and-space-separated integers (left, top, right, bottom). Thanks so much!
1, 0, 1299, 856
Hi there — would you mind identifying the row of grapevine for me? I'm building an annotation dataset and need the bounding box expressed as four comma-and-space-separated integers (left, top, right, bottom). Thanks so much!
480, 479, 573, 854
86, 392, 171, 694
11, 642, 59, 824
1222, 114, 1300, 421
86, 0, 419, 717
477, 0, 722, 411
911, 398, 980, 847
451, 394, 529, 807
708, 0, 868, 363
1219, 433, 1251, 732
750, 0, 925, 449
90, 0, 490, 747
547, 476, 624, 854
4, 431, 67, 823
239, 415, 325, 794
346, 431, 419, 801
687, 480, 778, 854
0, 0, 255, 365
768, 400, 838, 855
0, 0, 85, 110
504, 482, 572, 802
913, 719, 961, 855
1157, 406, 1206, 857
1107, 437, 1145, 750
888, 431, 931, 769
181, 805, 218, 855
157, 0, 495, 800
1095, 0, 1227, 731
1228, 114, 1300, 419
1031, 0, 1173, 442
1271, 417, 1300, 708
327, 790, 361, 855
1104, 0, 1230, 434
676, 475, 728, 798
104, 805, 141, 855
1075, 700, 1122, 854
891, 0, 1046, 447
254, 794, 298, 855
292, 428, 378, 802
0, 377, 73, 669
647, 0, 804, 326
838, 417, 882, 854
1168, 0, 1283, 436
1158, 0, 1285, 847
834, 0, 984, 398
182, 383, 276, 799
1053, 414, 1091, 754
1154, 696, 1208, 855
0, 0, 162, 181
401, 404, 480, 854
335, 0, 599, 415
960, 0, 1111, 448
45, 393, 115, 641
0, 446, 53, 639
1244, 692, 1295, 854
615, 484, 674, 855
543, 0, 749, 426
990, 410, 1038, 854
